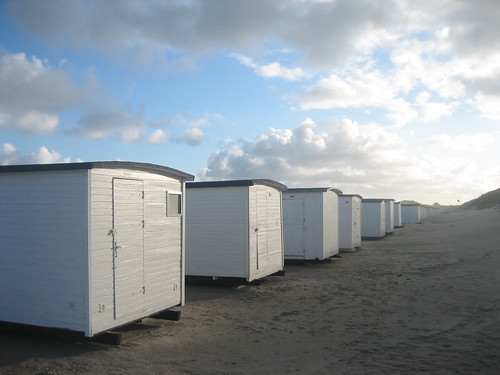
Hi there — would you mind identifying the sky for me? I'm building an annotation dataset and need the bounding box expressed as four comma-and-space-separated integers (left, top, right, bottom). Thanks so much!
1, 0, 499, 205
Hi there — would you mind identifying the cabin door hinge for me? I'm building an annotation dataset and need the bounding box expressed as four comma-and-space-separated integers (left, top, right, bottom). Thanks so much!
143, 286, 146, 294
141, 191, 145, 199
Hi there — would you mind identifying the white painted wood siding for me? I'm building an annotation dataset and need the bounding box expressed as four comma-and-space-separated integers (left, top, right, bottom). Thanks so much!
393, 202, 403, 227
401, 205, 421, 224
283, 197, 306, 257
0, 170, 89, 333
339, 198, 362, 249
339, 197, 355, 250
301, 192, 324, 259
361, 201, 386, 238
322, 191, 339, 259
352, 198, 362, 247
88, 168, 184, 336
185, 187, 250, 278
283, 192, 321, 259
248, 185, 284, 280
284, 191, 339, 260
385, 200, 395, 233
112, 178, 145, 320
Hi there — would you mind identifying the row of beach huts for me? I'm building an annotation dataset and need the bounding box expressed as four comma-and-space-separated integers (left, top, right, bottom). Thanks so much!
0, 161, 438, 339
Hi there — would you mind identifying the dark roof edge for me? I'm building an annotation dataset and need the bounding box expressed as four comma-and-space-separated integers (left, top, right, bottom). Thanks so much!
0, 161, 194, 181
285, 187, 343, 195
187, 179, 287, 191
362, 198, 386, 202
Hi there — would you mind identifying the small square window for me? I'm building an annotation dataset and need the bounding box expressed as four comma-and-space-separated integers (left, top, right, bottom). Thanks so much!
166, 192, 182, 217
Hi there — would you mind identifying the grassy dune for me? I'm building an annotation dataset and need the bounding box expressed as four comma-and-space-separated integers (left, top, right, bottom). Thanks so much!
461, 188, 500, 210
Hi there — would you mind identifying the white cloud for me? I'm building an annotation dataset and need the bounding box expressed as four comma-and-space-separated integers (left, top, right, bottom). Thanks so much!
385, 98, 418, 127
233, 54, 310, 81
0, 143, 19, 165
71, 105, 146, 143
414, 91, 455, 122
198, 117, 498, 204
389, 33, 466, 98
9, 0, 403, 69
153, 112, 224, 129
30, 146, 71, 164
0, 143, 71, 165
72, 108, 214, 145
474, 93, 500, 120
199, 117, 406, 184
454, 54, 500, 94
11, 0, 500, 72
0, 51, 213, 145
181, 128, 206, 146
11, 0, 284, 68
148, 112, 221, 145
1, 111, 60, 134
426, 133, 495, 152
10, 0, 500, 121
440, 0, 500, 59
149, 129, 170, 144
0, 52, 93, 134
296, 68, 396, 110
281, 0, 401, 67
296, 70, 457, 125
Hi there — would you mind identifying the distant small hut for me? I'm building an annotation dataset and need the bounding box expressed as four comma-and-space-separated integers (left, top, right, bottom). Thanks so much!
282, 187, 342, 261
338, 194, 363, 251
361, 199, 386, 239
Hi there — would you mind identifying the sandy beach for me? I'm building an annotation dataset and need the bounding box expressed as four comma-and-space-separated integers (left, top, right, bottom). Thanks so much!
1, 207, 500, 375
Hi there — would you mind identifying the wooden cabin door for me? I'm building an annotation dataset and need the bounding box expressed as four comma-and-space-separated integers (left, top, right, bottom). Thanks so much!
255, 189, 269, 270
112, 178, 145, 319
283, 198, 305, 257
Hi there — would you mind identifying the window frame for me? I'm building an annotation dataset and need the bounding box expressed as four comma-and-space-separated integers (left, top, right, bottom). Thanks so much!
166, 190, 182, 217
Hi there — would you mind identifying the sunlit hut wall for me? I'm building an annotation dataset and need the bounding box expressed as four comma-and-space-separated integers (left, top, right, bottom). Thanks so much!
338, 194, 363, 251
361, 199, 386, 239
384, 199, 395, 234
420, 205, 427, 220
401, 202, 422, 224
0, 161, 193, 337
282, 187, 342, 261
424, 205, 439, 217
185, 179, 287, 282
393, 202, 403, 228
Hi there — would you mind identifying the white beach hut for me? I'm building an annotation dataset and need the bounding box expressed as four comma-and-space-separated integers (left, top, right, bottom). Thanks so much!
424, 205, 438, 217
282, 187, 341, 261
185, 179, 287, 282
338, 194, 363, 251
0, 162, 193, 337
402, 202, 422, 224
384, 199, 395, 234
420, 205, 427, 220
361, 199, 386, 239
393, 202, 403, 228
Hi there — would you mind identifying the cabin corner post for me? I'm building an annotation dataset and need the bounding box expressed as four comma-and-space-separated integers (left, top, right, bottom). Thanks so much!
86, 169, 93, 337
279, 190, 285, 268
180, 179, 187, 306
247, 186, 252, 279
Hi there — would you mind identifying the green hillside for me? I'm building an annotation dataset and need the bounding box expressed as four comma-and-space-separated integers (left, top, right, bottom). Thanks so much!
461, 188, 500, 210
